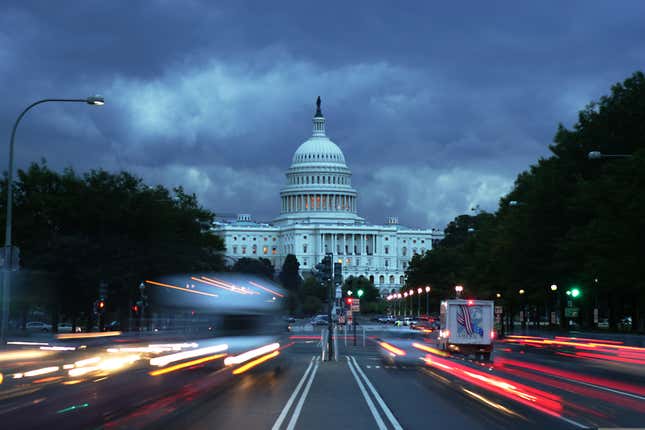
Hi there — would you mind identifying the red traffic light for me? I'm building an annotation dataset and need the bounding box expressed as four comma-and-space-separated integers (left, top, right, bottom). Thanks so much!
98, 300, 105, 309
132, 305, 139, 313
345, 297, 353, 305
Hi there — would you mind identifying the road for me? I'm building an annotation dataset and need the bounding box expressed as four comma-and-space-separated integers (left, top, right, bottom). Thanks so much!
0, 327, 643, 429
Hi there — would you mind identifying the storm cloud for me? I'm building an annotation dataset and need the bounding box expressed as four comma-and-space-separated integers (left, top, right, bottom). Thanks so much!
1, 1, 643, 228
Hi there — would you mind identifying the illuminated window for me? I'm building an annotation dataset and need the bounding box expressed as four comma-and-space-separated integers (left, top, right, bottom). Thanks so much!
263, 246, 268, 255
346, 258, 351, 264
252, 245, 257, 254
272, 247, 277, 255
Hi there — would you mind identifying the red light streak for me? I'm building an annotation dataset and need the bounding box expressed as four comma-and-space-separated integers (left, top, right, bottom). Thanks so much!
554, 336, 624, 345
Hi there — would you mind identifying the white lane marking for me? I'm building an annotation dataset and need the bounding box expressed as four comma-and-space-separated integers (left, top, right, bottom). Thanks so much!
271, 356, 316, 430
346, 356, 387, 430
375, 366, 380, 369
351, 356, 403, 430
285, 357, 320, 430
366, 365, 372, 369
554, 414, 590, 429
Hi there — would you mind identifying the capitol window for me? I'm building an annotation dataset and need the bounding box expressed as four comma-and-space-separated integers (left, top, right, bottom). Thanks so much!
264, 237, 267, 241
272, 247, 277, 255
263, 246, 268, 254
303, 244, 307, 253
402, 247, 407, 256
242, 246, 246, 254
385, 246, 389, 254
233, 246, 238, 254
233, 236, 237, 241
252, 245, 257, 254
389, 275, 394, 284
385, 259, 389, 267
379, 275, 385, 284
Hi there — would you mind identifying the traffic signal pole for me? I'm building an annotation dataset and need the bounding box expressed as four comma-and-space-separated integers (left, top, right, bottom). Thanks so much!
326, 254, 334, 361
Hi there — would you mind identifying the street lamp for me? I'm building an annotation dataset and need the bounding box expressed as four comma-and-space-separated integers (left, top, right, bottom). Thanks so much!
550, 284, 558, 291
403, 292, 408, 316
425, 286, 431, 316
496, 293, 501, 298
587, 151, 632, 160
417, 287, 422, 317
1, 96, 105, 344
455, 285, 463, 298
518, 289, 525, 295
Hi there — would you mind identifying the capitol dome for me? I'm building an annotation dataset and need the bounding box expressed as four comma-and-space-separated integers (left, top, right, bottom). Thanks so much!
292, 137, 346, 165
274, 97, 363, 226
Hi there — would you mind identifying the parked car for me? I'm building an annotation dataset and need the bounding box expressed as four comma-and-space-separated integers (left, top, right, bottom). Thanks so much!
57, 323, 82, 333
403, 317, 418, 326
26, 321, 53, 332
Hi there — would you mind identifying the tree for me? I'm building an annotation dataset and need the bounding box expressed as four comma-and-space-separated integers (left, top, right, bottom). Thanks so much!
279, 254, 302, 313
231, 257, 275, 279
0, 162, 225, 330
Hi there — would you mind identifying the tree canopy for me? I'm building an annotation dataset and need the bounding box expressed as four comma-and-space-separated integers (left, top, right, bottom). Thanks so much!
405, 71, 645, 332
1, 162, 225, 329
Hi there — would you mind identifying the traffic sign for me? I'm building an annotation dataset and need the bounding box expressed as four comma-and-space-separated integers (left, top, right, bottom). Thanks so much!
565, 307, 579, 318
351, 298, 360, 312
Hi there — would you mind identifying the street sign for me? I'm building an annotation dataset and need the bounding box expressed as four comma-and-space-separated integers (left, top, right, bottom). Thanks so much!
494, 306, 503, 315
351, 298, 360, 312
593, 308, 599, 324
335, 287, 342, 299
565, 307, 579, 318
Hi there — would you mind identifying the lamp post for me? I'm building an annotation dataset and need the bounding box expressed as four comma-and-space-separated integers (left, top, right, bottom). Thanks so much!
416, 287, 422, 317
425, 286, 431, 316
408, 289, 414, 317
1, 96, 104, 344
455, 285, 463, 298
518, 289, 526, 329
403, 292, 408, 316
550, 284, 558, 327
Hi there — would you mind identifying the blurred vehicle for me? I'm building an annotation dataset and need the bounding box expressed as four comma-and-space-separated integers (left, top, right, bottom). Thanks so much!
410, 320, 434, 332
107, 320, 121, 331
403, 317, 417, 326
26, 321, 52, 332
619, 316, 632, 329
57, 322, 82, 333
598, 318, 609, 328
310, 314, 329, 326
283, 316, 296, 324
438, 299, 495, 362
377, 330, 429, 367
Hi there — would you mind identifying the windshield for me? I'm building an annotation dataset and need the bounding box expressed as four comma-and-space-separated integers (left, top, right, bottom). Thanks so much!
1, 2, 644, 429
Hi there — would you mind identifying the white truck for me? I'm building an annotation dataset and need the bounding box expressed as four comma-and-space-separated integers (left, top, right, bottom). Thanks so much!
438, 299, 495, 361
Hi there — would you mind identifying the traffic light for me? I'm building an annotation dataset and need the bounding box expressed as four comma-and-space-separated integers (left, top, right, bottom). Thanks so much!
314, 254, 333, 283
333, 262, 343, 285
347, 290, 353, 296
131, 304, 139, 313
357, 289, 364, 298
345, 297, 353, 306
98, 300, 105, 310
571, 288, 581, 298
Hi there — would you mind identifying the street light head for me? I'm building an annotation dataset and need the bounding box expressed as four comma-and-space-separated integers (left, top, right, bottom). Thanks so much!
496, 293, 501, 298
86, 95, 105, 106
425, 286, 431, 293
550, 284, 558, 291
404, 292, 408, 297
417, 287, 422, 294
509, 200, 518, 206
455, 285, 463, 293
587, 151, 602, 160
409, 289, 414, 295
519, 289, 525, 295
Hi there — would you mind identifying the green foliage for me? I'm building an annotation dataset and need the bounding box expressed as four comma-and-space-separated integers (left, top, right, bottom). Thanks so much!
231, 257, 275, 279
406, 71, 645, 332
0, 162, 225, 327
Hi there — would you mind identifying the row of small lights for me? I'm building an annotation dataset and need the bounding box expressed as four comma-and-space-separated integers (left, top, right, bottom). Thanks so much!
386, 285, 431, 301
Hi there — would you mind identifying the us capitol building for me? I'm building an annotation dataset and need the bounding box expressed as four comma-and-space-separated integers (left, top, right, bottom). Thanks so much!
213, 98, 444, 296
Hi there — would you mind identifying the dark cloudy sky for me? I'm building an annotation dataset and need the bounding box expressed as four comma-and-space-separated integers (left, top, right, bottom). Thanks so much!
1, 1, 644, 229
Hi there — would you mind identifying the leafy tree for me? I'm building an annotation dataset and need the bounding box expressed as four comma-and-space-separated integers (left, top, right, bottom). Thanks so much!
0, 162, 225, 330
231, 257, 275, 279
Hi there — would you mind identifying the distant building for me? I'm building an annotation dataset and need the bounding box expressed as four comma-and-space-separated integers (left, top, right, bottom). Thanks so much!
212, 98, 443, 296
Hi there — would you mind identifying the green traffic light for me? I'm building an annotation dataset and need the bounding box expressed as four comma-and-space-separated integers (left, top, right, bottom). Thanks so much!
571, 288, 581, 298
357, 289, 364, 297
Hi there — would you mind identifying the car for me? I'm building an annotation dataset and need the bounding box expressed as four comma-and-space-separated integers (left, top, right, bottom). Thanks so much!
310, 315, 329, 326
26, 321, 53, 332
403, 317, 417, 326
57, 323, 82, 333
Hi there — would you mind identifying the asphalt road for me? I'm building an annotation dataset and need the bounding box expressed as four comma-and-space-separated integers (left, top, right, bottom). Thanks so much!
1, 327, 644, 429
